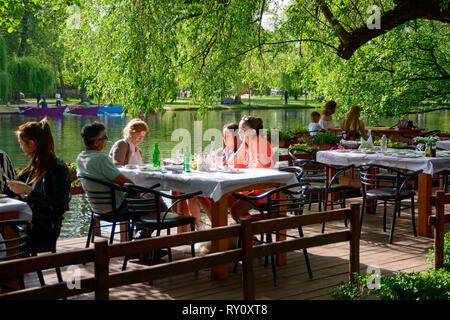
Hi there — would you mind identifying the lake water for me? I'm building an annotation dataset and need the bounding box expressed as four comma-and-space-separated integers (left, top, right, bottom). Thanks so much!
1, 108, 448, 239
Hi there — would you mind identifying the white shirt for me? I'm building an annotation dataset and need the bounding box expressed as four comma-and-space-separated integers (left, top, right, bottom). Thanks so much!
319, 119, 335, 130
309, 122, 322, 136
55, 93, 61, 100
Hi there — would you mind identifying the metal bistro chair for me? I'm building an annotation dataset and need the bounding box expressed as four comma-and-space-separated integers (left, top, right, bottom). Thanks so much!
77, 174, 135, 248
231, 182, 313, 286
292, 159, 355, 232
0, 219, 29, 292
359, 164, 422, 244
121, 183, 202, 271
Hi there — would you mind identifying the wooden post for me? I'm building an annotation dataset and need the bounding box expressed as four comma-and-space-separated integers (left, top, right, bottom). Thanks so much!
434, 191, 445, 270
349, 203, 360, 282
94, 239, 109, 300
240, 217, 255, 300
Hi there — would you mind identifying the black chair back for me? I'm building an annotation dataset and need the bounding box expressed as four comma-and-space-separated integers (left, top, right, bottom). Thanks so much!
77, 174, 125, 214
359, 164, 421, 196
0, 219, 30, 261
124, 184, 202, 225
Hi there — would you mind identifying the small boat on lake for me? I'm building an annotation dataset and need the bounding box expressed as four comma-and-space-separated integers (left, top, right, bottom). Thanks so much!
18, 105, 67, 117
67, 105, 100, 116
97, 106, 124, 115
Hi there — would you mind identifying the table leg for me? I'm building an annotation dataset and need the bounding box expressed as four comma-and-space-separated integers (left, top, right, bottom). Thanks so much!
418, 173, 432, 237
211, 195, 229, 280
2, 211, 20, 291
327, 167, 339, 210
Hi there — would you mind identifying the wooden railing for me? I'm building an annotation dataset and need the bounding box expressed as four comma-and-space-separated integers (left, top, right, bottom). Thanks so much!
0, 203, 360, 300
429, 191, 450, 270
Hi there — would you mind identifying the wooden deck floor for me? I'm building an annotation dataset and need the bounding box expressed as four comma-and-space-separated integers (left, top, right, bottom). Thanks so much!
21, 196, 450, 300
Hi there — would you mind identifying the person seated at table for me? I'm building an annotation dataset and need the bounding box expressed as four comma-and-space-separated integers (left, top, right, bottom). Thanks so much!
109, 118, 149, 168
7, 118, 71, 248
219, 123, 242, 166
319, 100, 337, 131
229, 115, 274, 222
309, 111, 324, 136
76, 122, 135, 216
188, 123, 243, 230
0, 150, 16, 197
340, 105, 366, 139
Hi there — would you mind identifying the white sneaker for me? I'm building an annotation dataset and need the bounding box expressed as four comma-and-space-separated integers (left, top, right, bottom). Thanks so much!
196, 222, 209, 231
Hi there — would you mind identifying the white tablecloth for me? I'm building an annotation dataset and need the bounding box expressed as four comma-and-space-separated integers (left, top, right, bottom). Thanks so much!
120, 168, 299, 202
437, 141, 450, 151
316, 150, 450, 175
0, 197, 33, 221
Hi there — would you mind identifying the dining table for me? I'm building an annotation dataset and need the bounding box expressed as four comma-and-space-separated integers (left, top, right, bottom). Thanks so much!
120, 166, 299, 280
317, 148, 450, 237
437, 140, 450, 151
0, 196, 32, 290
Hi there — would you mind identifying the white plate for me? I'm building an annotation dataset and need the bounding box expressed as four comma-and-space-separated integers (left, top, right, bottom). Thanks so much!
216, 169, 243, 174
0, 194, 8, 198
140, 167, 161, 172
124, 164, 138, 169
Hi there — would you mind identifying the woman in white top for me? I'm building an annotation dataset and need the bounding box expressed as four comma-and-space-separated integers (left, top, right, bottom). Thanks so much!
319, 100, 337, 131
109, 118, 149, 167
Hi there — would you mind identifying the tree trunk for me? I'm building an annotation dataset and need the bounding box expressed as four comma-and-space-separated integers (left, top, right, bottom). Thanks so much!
234, 95, 242, 104
17, 1, 30, 57
57, 63, 65, 100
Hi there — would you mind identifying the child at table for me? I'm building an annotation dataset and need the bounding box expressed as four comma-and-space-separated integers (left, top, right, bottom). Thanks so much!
309, 111, 323, 136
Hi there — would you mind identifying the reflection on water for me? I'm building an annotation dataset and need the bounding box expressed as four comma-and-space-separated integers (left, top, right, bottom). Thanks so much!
0, 108, 448, 239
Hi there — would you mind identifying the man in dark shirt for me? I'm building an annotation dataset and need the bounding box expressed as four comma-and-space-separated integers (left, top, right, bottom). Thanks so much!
40, 98, 48, 109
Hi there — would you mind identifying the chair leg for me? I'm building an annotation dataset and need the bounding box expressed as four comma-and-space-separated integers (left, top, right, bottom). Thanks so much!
270, 254, 277, 286
383, 201, 387, 232
37, 271, 45, 286
166, 228, 173, 262
389, 200, 399, 244
85, 217, 95, 248
109, 222, 116, 244
18, 274, 25, 290
411, 194, 417, 237
298, 226, 313, 279
360, 196, 366, 232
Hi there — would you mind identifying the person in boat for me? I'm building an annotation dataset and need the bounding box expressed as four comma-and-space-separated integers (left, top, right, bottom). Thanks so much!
319, 100, 337, 131
109, 118, 149, 168
39, 98, 48, 109
7, 118, 71, 248
340, 105, 366, 139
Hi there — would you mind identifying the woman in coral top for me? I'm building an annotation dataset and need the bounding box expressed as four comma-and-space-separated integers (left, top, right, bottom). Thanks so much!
228, 115, 274, 222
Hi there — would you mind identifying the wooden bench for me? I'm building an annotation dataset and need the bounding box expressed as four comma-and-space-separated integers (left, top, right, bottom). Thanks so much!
429, 191, 450, 270
0, 204, 360, 300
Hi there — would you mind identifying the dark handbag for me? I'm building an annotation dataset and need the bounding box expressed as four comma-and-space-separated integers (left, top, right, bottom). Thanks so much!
396, 120, 415, 130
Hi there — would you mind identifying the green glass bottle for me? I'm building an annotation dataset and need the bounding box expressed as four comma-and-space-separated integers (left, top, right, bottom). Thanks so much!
153, 142, 160, 167
183, 144, 191, 172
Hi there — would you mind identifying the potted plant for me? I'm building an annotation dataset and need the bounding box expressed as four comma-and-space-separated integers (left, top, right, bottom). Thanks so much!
414, 136, 440, 157
278, 129, 297, 148
67, 162, 84, 195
